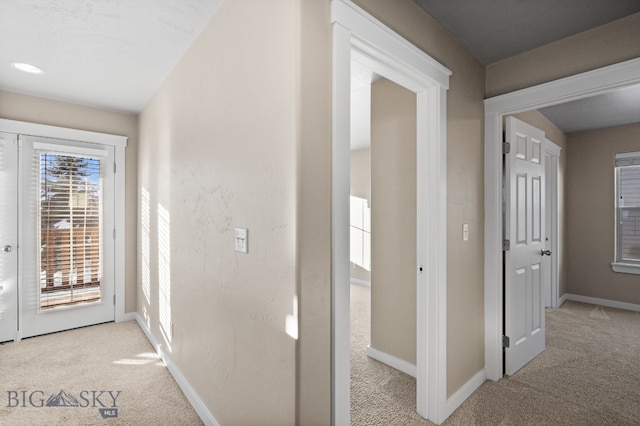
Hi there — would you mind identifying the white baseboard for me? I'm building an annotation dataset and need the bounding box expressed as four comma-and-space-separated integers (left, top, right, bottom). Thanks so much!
564, 293, 640, 313
442, 369, 486, 421
135, 314, 220, 426
558, 294, 568, 307
120, 312, 136, 322
350, 278, 371, 287
366, 345, 416, 377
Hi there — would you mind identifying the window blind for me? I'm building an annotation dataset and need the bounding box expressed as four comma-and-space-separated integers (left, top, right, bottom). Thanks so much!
39, 151, 103, 308
616, 152, 640, 263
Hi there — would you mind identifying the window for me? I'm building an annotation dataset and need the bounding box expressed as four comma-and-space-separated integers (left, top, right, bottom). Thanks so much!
614, 152, 640, 273
350, 196, 371, 271
39, 151, 103, 308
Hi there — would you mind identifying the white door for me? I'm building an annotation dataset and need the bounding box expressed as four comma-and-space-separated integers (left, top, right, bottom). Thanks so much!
19, 135, 116, 338
0, 132, 19, 342
504, 116, 546, 375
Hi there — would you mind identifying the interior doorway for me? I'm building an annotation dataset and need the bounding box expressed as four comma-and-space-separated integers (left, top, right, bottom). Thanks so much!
332, 1, 451, 424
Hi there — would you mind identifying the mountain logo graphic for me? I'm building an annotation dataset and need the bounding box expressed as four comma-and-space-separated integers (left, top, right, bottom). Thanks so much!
45, 390, 80, 407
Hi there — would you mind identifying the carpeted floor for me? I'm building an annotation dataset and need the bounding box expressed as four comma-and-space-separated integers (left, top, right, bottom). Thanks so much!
350, 282, 640, 425
0, 320, 202, 425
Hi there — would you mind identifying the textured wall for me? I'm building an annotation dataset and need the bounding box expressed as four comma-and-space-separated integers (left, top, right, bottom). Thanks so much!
566, 123, 640, 303
137, 1, 300, 424
0, 90, 138, 314
353, 0, 486, 397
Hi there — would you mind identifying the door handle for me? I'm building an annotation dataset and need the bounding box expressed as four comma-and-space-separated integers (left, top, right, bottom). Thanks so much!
2, 245, 12, 253
540, 249, 551, 256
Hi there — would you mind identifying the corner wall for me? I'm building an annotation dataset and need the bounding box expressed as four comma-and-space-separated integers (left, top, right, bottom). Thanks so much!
566, 123, 640, 304
0, 90, 138, 314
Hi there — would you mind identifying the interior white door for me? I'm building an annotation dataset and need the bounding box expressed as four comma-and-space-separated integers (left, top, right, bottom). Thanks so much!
19, 135, 115, 338
504, 116, 546, 376
0, 132, 19, 342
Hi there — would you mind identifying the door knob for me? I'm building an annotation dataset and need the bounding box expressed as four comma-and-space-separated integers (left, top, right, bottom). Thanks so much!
2, 245, 12, 253
540, 249, 551, 256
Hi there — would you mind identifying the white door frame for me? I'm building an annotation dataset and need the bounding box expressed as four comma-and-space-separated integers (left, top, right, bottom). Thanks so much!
544, 139, 561, 309
0, 118, 128, 340
332, 1, 450, 424
484, 57, 640, 381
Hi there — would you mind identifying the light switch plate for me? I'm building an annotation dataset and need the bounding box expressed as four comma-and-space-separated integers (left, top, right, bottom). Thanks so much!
463, 223, 469, 241
235, 228, 248, 253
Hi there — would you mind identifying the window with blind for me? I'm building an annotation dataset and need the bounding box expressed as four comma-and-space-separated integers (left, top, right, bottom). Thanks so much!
39, 152, 103, 309
615, 152, 640, 267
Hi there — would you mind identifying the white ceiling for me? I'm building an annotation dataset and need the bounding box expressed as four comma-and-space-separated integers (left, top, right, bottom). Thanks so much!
1, 0, 639, 133
0, 0, 221, 113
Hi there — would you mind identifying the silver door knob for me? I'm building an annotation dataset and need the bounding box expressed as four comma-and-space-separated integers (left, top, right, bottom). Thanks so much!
2, 245, 12, 253
540, 249, 551, 256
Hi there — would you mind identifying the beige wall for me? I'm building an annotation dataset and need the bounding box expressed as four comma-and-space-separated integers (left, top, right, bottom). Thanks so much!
513, 111, 568, 295
370, 78, 416, 364
0, 90, 138, 314
353, 0, 486, 396
296, 0, 333, 423
486, 13, 640, 97
566, 123, 640, 303
137, 1, 309, 424
350, 147, 371, 283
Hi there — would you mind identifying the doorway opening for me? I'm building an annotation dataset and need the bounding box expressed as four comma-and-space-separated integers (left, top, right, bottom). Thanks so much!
484, 57, 640, 381
332, 1, 451, 424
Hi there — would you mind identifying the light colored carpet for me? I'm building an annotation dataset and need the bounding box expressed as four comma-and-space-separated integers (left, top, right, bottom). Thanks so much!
350, 283, 640, 425
0, 320, 202, 425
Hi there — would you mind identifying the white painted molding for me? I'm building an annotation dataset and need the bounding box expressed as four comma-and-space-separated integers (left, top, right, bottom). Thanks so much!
350, 278, 371, 287
121, 312, 136, 322
366, 345, 416, 378
564, 294, 640, 313
558, 294, 568, 307
0, 118, 127, 147
135, 314, 220, 426
332, 1, 451, 424
611, 263, 640, 275
484, 57, 640, 384
442, 369, 486, 420
543, 138, 562, 157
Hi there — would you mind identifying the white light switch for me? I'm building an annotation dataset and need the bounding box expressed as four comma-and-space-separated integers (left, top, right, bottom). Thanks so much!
235, 228, 248, 253
463, 223, 469, 241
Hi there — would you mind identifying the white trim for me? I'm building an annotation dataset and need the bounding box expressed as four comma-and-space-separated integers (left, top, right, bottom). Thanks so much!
442, 369, 486, 420
544, 139, 561, 309
564, 293, 640, 313
0, 118, 127, 147
350, 278, 371, 287
366, 345, 416, 378
611, 263, 640, 275
135, 314, 220, 426
333, 1, 450, 424
484, 57, 640, 382
558, 294, 568, 307
114, 145, 127, 322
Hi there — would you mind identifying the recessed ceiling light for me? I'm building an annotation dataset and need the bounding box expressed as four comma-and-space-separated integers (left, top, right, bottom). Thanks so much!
11, 62, 45, 75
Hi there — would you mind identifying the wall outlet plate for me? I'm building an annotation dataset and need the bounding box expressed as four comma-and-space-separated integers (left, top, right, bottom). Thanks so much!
235, 228, 248, 253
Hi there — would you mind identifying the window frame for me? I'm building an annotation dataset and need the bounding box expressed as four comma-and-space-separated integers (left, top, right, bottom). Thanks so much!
612, 151, 640, 275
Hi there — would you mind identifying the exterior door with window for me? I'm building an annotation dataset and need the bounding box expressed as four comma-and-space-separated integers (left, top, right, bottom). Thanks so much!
19, 135, 116, 338
0, 132, 19, 342
504, 116, 546, 375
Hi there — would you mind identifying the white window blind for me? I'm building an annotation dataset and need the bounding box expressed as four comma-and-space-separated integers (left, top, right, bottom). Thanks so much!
39, 151, 103, 309
615, 152, 640, 264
